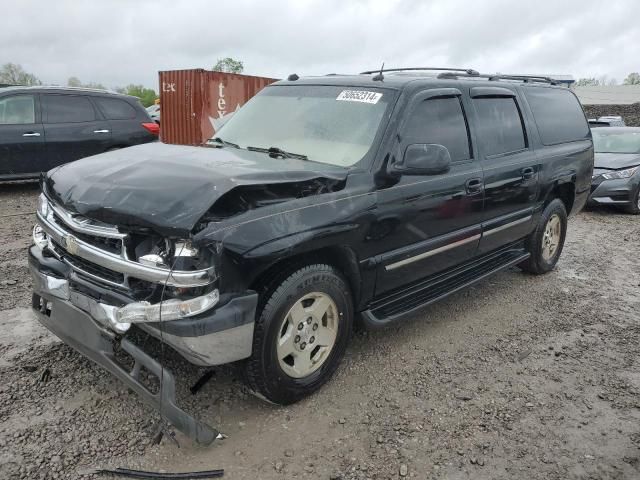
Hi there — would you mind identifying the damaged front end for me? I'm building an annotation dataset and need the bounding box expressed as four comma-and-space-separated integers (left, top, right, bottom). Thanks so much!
29, 192, 257, 445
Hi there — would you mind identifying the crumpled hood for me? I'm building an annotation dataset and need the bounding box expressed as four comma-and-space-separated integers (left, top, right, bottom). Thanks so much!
44, 142, 347, 237
594, 152, 640, 170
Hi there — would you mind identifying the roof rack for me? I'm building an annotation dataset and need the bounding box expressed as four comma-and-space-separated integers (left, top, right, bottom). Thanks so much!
3, 85, 120, 94
436, 72, 560, 85
360, 67, 480, 76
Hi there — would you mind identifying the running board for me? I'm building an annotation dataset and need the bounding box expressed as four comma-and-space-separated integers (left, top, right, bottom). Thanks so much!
361, 246, 530, 328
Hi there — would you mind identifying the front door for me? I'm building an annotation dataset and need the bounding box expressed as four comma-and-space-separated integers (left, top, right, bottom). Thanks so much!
468, 87, 540, 253
41, 93, 112, 169
374, 88, 484, 295
0, 94, 45, 177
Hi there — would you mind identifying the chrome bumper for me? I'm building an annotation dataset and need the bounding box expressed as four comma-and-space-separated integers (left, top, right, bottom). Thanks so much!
29, 257, 257, 366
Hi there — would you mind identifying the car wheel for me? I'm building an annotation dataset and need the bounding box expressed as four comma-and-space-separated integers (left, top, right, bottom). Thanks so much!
244, 264, 353, 405
519, 199, 567, 275
622, 186, 640, 215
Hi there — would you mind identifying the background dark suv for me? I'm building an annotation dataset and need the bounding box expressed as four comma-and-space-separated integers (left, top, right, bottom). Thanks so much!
0, 86, 158, 181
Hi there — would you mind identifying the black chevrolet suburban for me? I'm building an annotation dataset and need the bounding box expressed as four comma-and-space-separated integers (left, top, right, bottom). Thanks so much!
29, 68, 593, 444
0, 86, 158, 181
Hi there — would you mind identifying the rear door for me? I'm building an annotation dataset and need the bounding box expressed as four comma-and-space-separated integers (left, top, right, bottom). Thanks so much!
41, 93, 112, 169
0, 93, 45, 177
92, 96, 155, 146
469, 87, 540, 253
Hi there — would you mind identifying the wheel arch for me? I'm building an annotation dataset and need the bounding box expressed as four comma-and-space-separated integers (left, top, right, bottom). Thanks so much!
249, 245, 362, 308
544, 178, 576, 215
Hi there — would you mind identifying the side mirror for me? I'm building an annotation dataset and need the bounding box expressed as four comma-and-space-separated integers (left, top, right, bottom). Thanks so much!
392, 143, 452, 176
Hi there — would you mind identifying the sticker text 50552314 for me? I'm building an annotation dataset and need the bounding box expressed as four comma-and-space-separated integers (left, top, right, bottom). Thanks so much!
336, 90, 383, 104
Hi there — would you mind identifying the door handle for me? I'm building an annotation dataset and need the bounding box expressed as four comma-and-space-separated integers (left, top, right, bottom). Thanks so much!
465, 178, 483, 194
22, 132, 41, 137
521, 167, 535, 180
93, 129, 110, 133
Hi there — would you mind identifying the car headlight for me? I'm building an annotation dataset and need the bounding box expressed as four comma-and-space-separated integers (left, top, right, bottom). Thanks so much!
114, 289, 220, 323
33, 224, 48, 250
602, 166, 639, 180
37, 194, 49, 217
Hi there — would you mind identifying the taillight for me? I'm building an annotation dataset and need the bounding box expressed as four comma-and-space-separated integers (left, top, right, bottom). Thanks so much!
142, 122, 160, 136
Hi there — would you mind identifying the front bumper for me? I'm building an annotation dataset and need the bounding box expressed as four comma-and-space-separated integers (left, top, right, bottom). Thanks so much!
29, 246, 258, 444
588, 175, 640, 206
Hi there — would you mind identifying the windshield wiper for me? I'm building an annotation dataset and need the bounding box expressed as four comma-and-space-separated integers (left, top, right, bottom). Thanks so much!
207, 137, 240, 149
246, 146, 308, 161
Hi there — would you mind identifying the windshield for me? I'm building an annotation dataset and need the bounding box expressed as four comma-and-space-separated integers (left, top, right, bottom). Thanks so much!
593, 130, 640, 154
213, 85, 393, 167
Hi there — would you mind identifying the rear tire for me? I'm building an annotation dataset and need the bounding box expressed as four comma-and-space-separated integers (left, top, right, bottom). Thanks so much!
519, 199, 567, 274
244, 264, 353, 405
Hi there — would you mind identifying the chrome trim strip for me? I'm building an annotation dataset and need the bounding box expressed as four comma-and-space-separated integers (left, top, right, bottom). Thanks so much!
385, 234, 481, 271
482, 215, 532, 237
49, 202, 127, 239
37, 212, 215, 287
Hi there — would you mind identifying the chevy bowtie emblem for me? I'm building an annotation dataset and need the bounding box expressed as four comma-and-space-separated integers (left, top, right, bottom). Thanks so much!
64, 235, 80, 256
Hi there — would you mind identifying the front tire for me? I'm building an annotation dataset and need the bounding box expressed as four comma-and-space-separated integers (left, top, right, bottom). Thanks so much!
520, 199, 568, 274
244, 264, 353, 405
622, 185, 640, 215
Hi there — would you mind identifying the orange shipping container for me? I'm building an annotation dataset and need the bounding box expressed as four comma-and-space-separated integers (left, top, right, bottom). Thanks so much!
159, 69, 277, 146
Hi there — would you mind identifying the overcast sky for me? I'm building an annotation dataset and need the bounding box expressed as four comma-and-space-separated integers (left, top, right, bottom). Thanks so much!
3, 0, 639, 89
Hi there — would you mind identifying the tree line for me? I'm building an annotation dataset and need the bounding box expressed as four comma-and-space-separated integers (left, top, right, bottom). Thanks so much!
575, 73, 640, 86
0, 63, 159, 107
0, 59, 245, 107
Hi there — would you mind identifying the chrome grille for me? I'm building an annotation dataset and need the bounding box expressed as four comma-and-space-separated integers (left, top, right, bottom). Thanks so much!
36, 195, 216, 288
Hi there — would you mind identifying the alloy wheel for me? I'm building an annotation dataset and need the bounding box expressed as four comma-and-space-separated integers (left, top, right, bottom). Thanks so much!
276, 292, 339, 378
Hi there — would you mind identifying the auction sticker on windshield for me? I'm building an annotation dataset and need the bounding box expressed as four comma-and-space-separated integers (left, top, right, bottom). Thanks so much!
336, 90, 383, 104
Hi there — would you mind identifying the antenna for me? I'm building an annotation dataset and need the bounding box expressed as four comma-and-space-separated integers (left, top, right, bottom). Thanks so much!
372, 62, 385, 82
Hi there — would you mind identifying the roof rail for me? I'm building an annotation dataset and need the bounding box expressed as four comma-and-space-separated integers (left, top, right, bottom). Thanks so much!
4, 85, 120, 94
437, 72, 560, 85
360, 67, 480, 76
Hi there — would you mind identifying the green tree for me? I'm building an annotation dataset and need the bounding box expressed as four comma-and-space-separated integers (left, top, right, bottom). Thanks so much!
117, 84, 158, 107
623, 72, 640, 85
575, 78, 600, 87
212, 57, 244, 74
0, 63, 41, 86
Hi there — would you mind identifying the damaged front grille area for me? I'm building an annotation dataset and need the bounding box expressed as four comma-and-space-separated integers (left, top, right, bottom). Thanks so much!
36, 196, 217, 290
52, 241, 126, 286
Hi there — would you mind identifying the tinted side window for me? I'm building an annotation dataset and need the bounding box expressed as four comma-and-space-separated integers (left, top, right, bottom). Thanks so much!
403, 96, 471, 162
43, 95, 96, 123
523, 87, 589, 145
95, 97, 137, 120
0, 95, 35, 124
473, 97, 526, 156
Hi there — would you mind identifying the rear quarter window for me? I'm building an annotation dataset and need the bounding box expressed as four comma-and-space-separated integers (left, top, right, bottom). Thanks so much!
523, 87, 589, 145
94, 97, 137, 120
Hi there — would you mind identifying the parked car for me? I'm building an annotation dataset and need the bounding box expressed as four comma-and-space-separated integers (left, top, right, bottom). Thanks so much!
589, 127, 640, 214
146, 103, 160, 124
588, 116, 626, 128
29, 69, 593, 444
0, 86, 159, 181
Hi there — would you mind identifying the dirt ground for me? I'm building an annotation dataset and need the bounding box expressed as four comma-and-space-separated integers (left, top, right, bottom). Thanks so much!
0, 183, 639, 480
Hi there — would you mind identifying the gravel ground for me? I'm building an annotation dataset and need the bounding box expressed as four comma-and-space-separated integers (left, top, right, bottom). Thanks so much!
0, 184, 639, 480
